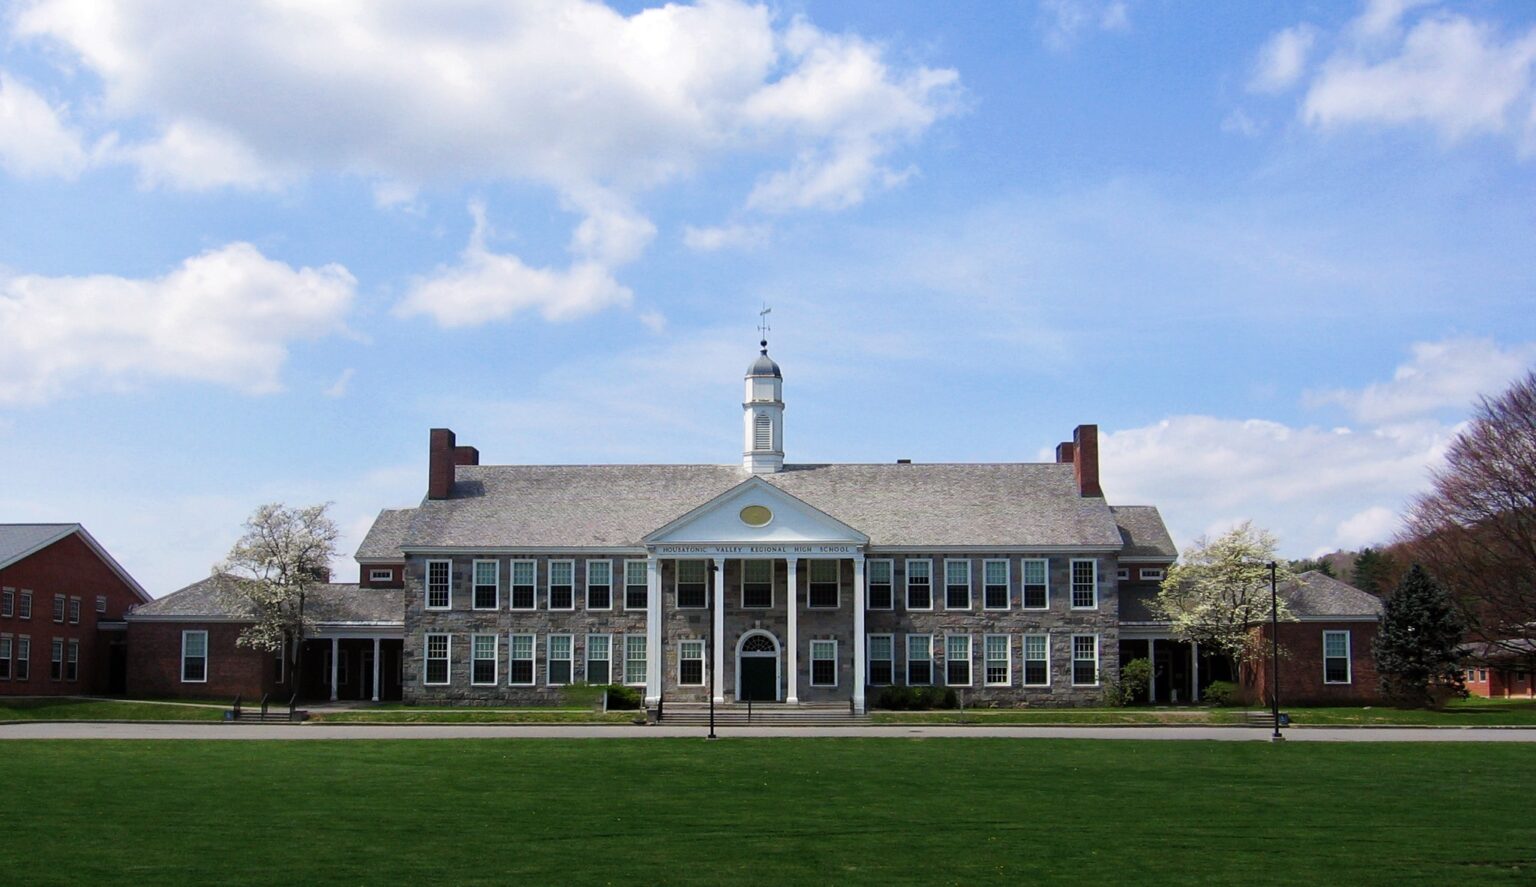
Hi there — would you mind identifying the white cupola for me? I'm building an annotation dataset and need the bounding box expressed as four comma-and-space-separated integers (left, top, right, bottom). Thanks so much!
743, 339, 784, 474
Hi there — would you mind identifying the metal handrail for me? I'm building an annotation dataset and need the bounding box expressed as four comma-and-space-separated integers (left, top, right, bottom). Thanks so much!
747, 699, 753, 723
287, 693, 298, 719
231, 695, 242, 720
259, 693, 270, 716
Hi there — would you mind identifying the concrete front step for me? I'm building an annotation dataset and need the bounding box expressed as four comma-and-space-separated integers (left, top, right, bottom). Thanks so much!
656, 703, 868, 726
228, 710, 310, 723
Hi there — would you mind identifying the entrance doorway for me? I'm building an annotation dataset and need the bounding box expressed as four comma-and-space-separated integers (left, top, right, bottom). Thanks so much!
735, 631, 780, 702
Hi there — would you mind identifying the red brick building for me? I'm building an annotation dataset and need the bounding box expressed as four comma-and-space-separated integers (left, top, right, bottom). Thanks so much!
1463, 640, 1536, 699
1241, 571, 1385, 707
0, 524, 150, 696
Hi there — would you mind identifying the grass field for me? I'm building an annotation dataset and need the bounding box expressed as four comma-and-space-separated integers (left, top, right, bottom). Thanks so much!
3, 738, 1533, 885
0, 698, 225, 722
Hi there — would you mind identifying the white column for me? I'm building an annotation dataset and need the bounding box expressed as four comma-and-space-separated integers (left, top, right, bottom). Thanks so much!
329, 636, 339, 702
1191, 640, 1201, 703
645, 554, 661, 706
713, 556, 726, 703
1147, 638, 1157, 704
853, 556, 866, 713
371, 636, 381, 702
786, 558, 799, 705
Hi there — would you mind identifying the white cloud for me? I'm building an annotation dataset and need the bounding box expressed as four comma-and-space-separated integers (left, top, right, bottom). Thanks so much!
123, 120, 293, 191
682, 222, 771, 251
1220, 108, 1263, 138
1334, 505, 1400, 549
1037, 0, 1132, 52
325, 368, 356, 399
0, 243, 355, 404
0, 70, 91, 178
1305, 338, 1536, 423
1249, 24, 1317, 94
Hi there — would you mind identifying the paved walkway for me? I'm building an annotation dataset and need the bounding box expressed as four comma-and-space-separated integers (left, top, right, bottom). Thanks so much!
5, 722, 1536, 741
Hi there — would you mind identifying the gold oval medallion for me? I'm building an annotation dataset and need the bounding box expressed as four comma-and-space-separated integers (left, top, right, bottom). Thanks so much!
739, 505, 773, 527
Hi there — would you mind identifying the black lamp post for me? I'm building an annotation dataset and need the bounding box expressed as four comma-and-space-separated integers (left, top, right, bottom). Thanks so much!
1268, 561, 1283, 742
708, 561, 719, 741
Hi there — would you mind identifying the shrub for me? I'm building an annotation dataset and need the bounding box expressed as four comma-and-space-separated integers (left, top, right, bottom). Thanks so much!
1107, 658, 1153, 707
604, 684, 641, 710
1203, 680, 1236, 707
873, 686, 957, 711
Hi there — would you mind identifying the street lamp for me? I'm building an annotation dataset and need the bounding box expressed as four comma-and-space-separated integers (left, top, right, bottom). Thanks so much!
707, 630, 717, 741
1268, 561, 1283, 742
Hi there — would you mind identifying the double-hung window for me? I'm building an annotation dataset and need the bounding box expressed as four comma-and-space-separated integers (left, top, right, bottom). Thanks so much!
624, 560, 648, 610
984, 634, 1010, 686
181, 630, 207, 683
508, 634, 535, 686
18, 591, 32, 620
586, 561, 612, 610
808, 560, 839, 608
907, 634, 932, 685
1070, 559, 1098, 609
65, 639, 79, 681
945, 635, 972, 686
983, 559, 1009, 610
742, 560, 772, 609
1023, 635, 1050, 686
945, 560, 971, 610
624, 636, 647, 686
810, 640, 837, 687
1, 588, 12, 617
547, 634, 573, 685
548, 561, 575, 610
509, 560, 536, 610
424, 634, 450, 685
425, 560, 452, 609
1021, 559, 1049, 609
472, 560, 499, 610
1323, 631, 1352, 684
1071, 635, 1099, 686
0, 635, 11, 680
471, 634, 498, 685
867, 634, 894, 685
586, 634, 611, 684
15, 637, 29, 680
906, 560, 932, 610
679, 639, 705, 686
53, 594, 65, 623
867, 560, 893, 609
676, 560, 707, 608
68, 597, 80, 624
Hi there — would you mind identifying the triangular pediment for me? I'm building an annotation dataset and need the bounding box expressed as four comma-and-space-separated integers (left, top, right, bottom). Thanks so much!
643, 476, 867, 546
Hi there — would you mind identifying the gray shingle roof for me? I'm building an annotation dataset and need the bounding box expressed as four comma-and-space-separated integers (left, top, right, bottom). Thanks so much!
356, 508, 414, 560
0, 523, 78, 568
405, 462, 1125, 550
1111, 506, 1177, 559
1281, 571, 1384, 619
132, 575, 402, 625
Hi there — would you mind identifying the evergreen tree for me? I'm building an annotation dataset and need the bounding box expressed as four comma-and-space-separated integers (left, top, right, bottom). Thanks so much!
1373, 565, 1466, 707
1289, 558, 1335, 577
1351, 547, 1396, 596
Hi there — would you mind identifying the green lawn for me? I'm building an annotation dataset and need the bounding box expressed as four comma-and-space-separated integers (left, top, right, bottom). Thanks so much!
3, 739, 1534, 885
0, 698, 226, 722
870, 708, 1250, 725
307, 708, 642, 724
1288, 697, 1536, 726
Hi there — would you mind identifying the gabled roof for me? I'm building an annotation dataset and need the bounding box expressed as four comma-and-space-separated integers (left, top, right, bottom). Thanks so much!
404, 462, 1125, 550
131, 574, 402, 626
1111, 506, 1177, 560
1281, 571, 1384, 620
642, 475, 868, 545
0, 523, 151, 602
356, 508, 414, 560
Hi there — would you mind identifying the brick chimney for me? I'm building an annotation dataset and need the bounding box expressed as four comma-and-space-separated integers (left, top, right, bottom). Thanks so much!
1071, 424, 1102, 498
1055, 441, 1075, 464
428, 428, 480, 500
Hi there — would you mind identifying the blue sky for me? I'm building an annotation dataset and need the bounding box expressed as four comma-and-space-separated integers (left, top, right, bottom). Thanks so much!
2, 0, 1534, 594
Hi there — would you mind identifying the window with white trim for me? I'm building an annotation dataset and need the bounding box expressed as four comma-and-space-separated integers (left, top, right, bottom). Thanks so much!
510, 560, 536, 610
945, 635, 972, 686
1139, 568, 1165, 581
1021, 559, 1048, 609
586, 560, 612, 610
868, 634, 894, 685
624, 560, 648, 610
95, 595, 107, 614
68, 597, 80, 624
0, 635, 11, 680
1117, 568, 1129, 581
181, 630, 207, 683
15, 637, 29, 680
587, 634, 611, 684
679, 639, 705, 686
549, 560, 575, 610
472, 560, 499, 610
369, 568, 394, 583
547, 634, 573, 686
945, 560, 971, 610
676, 560, 707, 609
906, 559, 932, 610
624, 635, 647, 685
471, 634, 498, 685
984, 634, 1010, 686
425, 560, 452, 609
907, 634, 932, 685
867, 560, 893, 609
810, 639, 837, 687
1071, 635, 1099, 685
808, 560, 839, 608
1323, 631, 1351, 684
18, 591, 31, 620
50, 638, 64, 680
508, 634, 535, 686
1, 589, 12, 618
1023, 634, 1050, 686
1070, 559, 1098, 609
742, 560, 772, 609
53, 594, 65, 623
983, 559, 1009, 610
424, 634, 450, 685
65, 639, 79, 681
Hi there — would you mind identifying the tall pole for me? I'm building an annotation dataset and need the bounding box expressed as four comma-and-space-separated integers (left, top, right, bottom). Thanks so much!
1269, 561, 1283, 742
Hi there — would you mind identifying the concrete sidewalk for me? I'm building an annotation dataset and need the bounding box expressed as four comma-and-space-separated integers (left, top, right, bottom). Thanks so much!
5, 722, 1536, 741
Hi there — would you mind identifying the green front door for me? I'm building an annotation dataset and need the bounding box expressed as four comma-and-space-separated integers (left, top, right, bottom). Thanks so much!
740, 657, 776, 701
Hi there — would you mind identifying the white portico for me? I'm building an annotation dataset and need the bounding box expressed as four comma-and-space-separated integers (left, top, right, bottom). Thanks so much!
641, 476, 870, 711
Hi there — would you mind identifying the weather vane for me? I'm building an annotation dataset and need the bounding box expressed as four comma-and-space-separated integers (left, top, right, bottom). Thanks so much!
758, 304, 772, 349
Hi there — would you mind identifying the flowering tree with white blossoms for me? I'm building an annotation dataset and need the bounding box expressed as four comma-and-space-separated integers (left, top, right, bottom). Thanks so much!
1154, 521, 1294, 673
